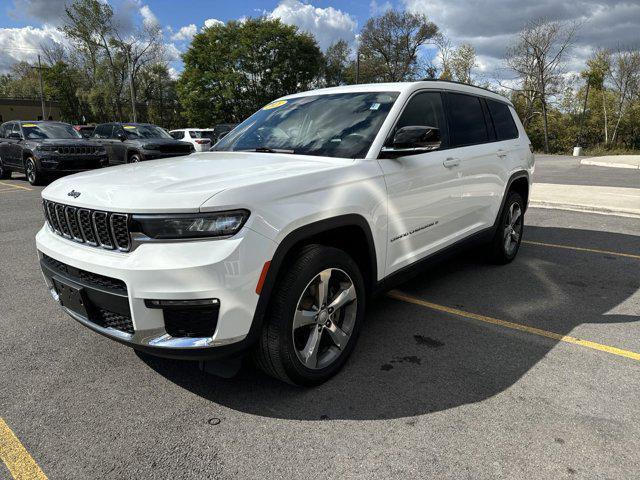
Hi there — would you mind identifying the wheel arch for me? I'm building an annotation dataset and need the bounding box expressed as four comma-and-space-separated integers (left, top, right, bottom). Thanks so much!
493, 170, 530, 229
247, 214, 377, 346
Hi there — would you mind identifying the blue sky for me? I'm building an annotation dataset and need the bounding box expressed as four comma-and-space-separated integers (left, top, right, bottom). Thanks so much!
1, 0, 638, 82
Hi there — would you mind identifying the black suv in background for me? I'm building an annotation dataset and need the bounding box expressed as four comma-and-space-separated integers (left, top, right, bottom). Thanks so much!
0, 121, 108, 185
92, 123, 194, 164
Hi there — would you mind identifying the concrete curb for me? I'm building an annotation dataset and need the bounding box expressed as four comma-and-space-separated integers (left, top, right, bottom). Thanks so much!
530, 183, 640, 219
529, 201, 640, 219
580, 159, 640, 170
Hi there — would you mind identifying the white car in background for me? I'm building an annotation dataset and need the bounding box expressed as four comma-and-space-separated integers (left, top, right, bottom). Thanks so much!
169, 129, 215, 152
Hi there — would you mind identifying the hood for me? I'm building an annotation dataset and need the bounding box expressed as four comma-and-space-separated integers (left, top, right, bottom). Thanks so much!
41, 151, 353, 213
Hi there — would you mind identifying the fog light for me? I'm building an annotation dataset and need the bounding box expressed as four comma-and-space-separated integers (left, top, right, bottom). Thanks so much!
145, 298, 219, 309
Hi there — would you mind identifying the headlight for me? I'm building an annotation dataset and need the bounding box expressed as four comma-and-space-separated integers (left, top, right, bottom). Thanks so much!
130, 210, 250, 239
35, 145, 55, 152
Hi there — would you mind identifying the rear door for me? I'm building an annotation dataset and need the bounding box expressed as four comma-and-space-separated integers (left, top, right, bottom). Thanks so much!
93, 124, 117, 164
377, 90, 465, 274
110, 125, 128, 164
444, 92, 504, 231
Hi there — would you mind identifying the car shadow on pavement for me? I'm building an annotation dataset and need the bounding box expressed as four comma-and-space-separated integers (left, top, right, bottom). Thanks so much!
138, 226, 639, 420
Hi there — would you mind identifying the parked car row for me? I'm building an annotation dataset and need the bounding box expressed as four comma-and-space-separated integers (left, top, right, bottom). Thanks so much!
0, 120, 238, 185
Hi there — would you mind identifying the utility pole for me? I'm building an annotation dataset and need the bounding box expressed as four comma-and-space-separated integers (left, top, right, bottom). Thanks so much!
37, 54, 46, 120
355, 49, 360, 84
127, 49, 137, 123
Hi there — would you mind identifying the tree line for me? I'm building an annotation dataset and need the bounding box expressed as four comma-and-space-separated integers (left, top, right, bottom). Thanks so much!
1, 0, 638, 153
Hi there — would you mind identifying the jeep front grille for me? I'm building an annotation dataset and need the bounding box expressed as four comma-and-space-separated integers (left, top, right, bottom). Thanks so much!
42, 200, 131, 252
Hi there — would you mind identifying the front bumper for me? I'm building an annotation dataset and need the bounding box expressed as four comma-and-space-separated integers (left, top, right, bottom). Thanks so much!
36, 223, 276, 360
140, 150, 192, 161
38, 154, 109, 173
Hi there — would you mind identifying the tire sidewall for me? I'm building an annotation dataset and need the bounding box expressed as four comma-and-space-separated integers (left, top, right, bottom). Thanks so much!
129, 153, 141, 163
25, 157, 39, 185
500, 192, 524, 261
273, 247, 366, 385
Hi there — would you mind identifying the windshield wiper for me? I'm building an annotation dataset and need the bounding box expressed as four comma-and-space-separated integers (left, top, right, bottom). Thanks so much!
239, 147, 295, 154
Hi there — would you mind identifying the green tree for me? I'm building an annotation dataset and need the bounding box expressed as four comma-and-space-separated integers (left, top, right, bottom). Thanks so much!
358, 10, 438, 82
323, 40, 352, 87
178, 18, 323, 125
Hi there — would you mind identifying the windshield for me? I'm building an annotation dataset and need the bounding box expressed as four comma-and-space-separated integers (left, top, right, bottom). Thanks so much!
22, 123, 81, 140
213, 92, 399, 159
122, 125, 172, 139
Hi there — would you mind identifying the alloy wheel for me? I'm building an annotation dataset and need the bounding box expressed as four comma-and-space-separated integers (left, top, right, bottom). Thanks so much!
503, 201, 522, 256
26, 159, 36, 184
292, 268, 358, 370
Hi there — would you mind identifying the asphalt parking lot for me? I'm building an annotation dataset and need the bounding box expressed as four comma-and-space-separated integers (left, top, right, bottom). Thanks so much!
1, 159, 639, 479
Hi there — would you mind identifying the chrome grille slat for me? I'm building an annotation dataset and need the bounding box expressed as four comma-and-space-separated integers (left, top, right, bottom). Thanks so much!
92, 211, 114, 249
55, 203, 72, 238
78, 209, 97, 246
65, 206, 83, 242
42, 201, 129, 252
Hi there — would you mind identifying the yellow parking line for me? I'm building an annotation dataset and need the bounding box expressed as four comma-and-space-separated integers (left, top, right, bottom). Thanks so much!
522, 240, 640, 260
0, 189, 22, 194
0, 182, 32, 191
388, 290, 640, 362
0, 418, 47, 480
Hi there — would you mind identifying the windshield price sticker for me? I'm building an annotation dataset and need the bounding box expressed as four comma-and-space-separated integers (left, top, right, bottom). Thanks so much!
262, 100, 288, 110
124, 125, 137, 129
370, 103, 381, 110
22, 123, 37, 127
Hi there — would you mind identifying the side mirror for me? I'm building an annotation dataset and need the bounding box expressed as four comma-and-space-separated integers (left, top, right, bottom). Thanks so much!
218, 131, 229, 140
380, 126, 441, 158
8, 132, 22, 140
116, 131, 126, 141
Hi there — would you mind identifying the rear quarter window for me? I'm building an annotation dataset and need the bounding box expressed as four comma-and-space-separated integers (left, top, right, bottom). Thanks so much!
487, 99, 519, 141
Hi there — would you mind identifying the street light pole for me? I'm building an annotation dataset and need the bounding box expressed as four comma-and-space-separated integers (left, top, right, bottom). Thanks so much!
37, 54, 46, 120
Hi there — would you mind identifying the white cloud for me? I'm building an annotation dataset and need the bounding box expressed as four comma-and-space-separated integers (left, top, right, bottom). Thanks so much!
171, 24, 197, 41
168, 66, 179, 80
204, 18, 224, 29
0, 25, 69, 73
139, 4, 159, 29
268, 0, 357, 50
163, 43, 182, 62
403, 0, 640, 83
370, 0, 392, 15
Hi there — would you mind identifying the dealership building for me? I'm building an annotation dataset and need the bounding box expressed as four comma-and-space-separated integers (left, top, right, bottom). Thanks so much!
0, 97, 61, 123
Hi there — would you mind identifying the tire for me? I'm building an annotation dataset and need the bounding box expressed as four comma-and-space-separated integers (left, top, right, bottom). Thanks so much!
25, 157, 45, 186
0, 157, 11, 179
488, 191, 524, 264
254, 245, 366, 386
129, 153, 141, 163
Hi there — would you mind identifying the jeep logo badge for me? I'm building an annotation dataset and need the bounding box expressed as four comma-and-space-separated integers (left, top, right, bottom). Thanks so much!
67, 190, 81, 198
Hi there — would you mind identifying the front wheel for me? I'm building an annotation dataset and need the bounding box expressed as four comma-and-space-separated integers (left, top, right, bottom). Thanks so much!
25, 157, 45, 186
254, 245, 366, 386
129, 153, 142, 163
489, 191, 524, 264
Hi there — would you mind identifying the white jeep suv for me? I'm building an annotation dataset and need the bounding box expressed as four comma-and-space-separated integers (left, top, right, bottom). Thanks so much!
36, 81, 534, 385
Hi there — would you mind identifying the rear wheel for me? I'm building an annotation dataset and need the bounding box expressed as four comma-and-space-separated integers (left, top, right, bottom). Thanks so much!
489, 191, 524, 264
254, 245, 365, 386
25, 157, 45, 186
0, 157, 11, 179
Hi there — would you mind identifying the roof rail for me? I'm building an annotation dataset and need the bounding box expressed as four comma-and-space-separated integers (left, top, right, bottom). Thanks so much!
418, 78, 499, 95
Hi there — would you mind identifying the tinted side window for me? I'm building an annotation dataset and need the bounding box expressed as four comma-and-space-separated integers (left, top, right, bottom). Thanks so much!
0, 123, 7, 138
446, 93, 489, 146
170, 131, 183, 139
93, 124, 113, 139
395, 91, 449, 148
487, 100, 519, 141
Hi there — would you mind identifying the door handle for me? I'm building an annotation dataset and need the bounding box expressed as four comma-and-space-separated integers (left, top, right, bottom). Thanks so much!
497, 149, 508, 158
443, 157, 460, 168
